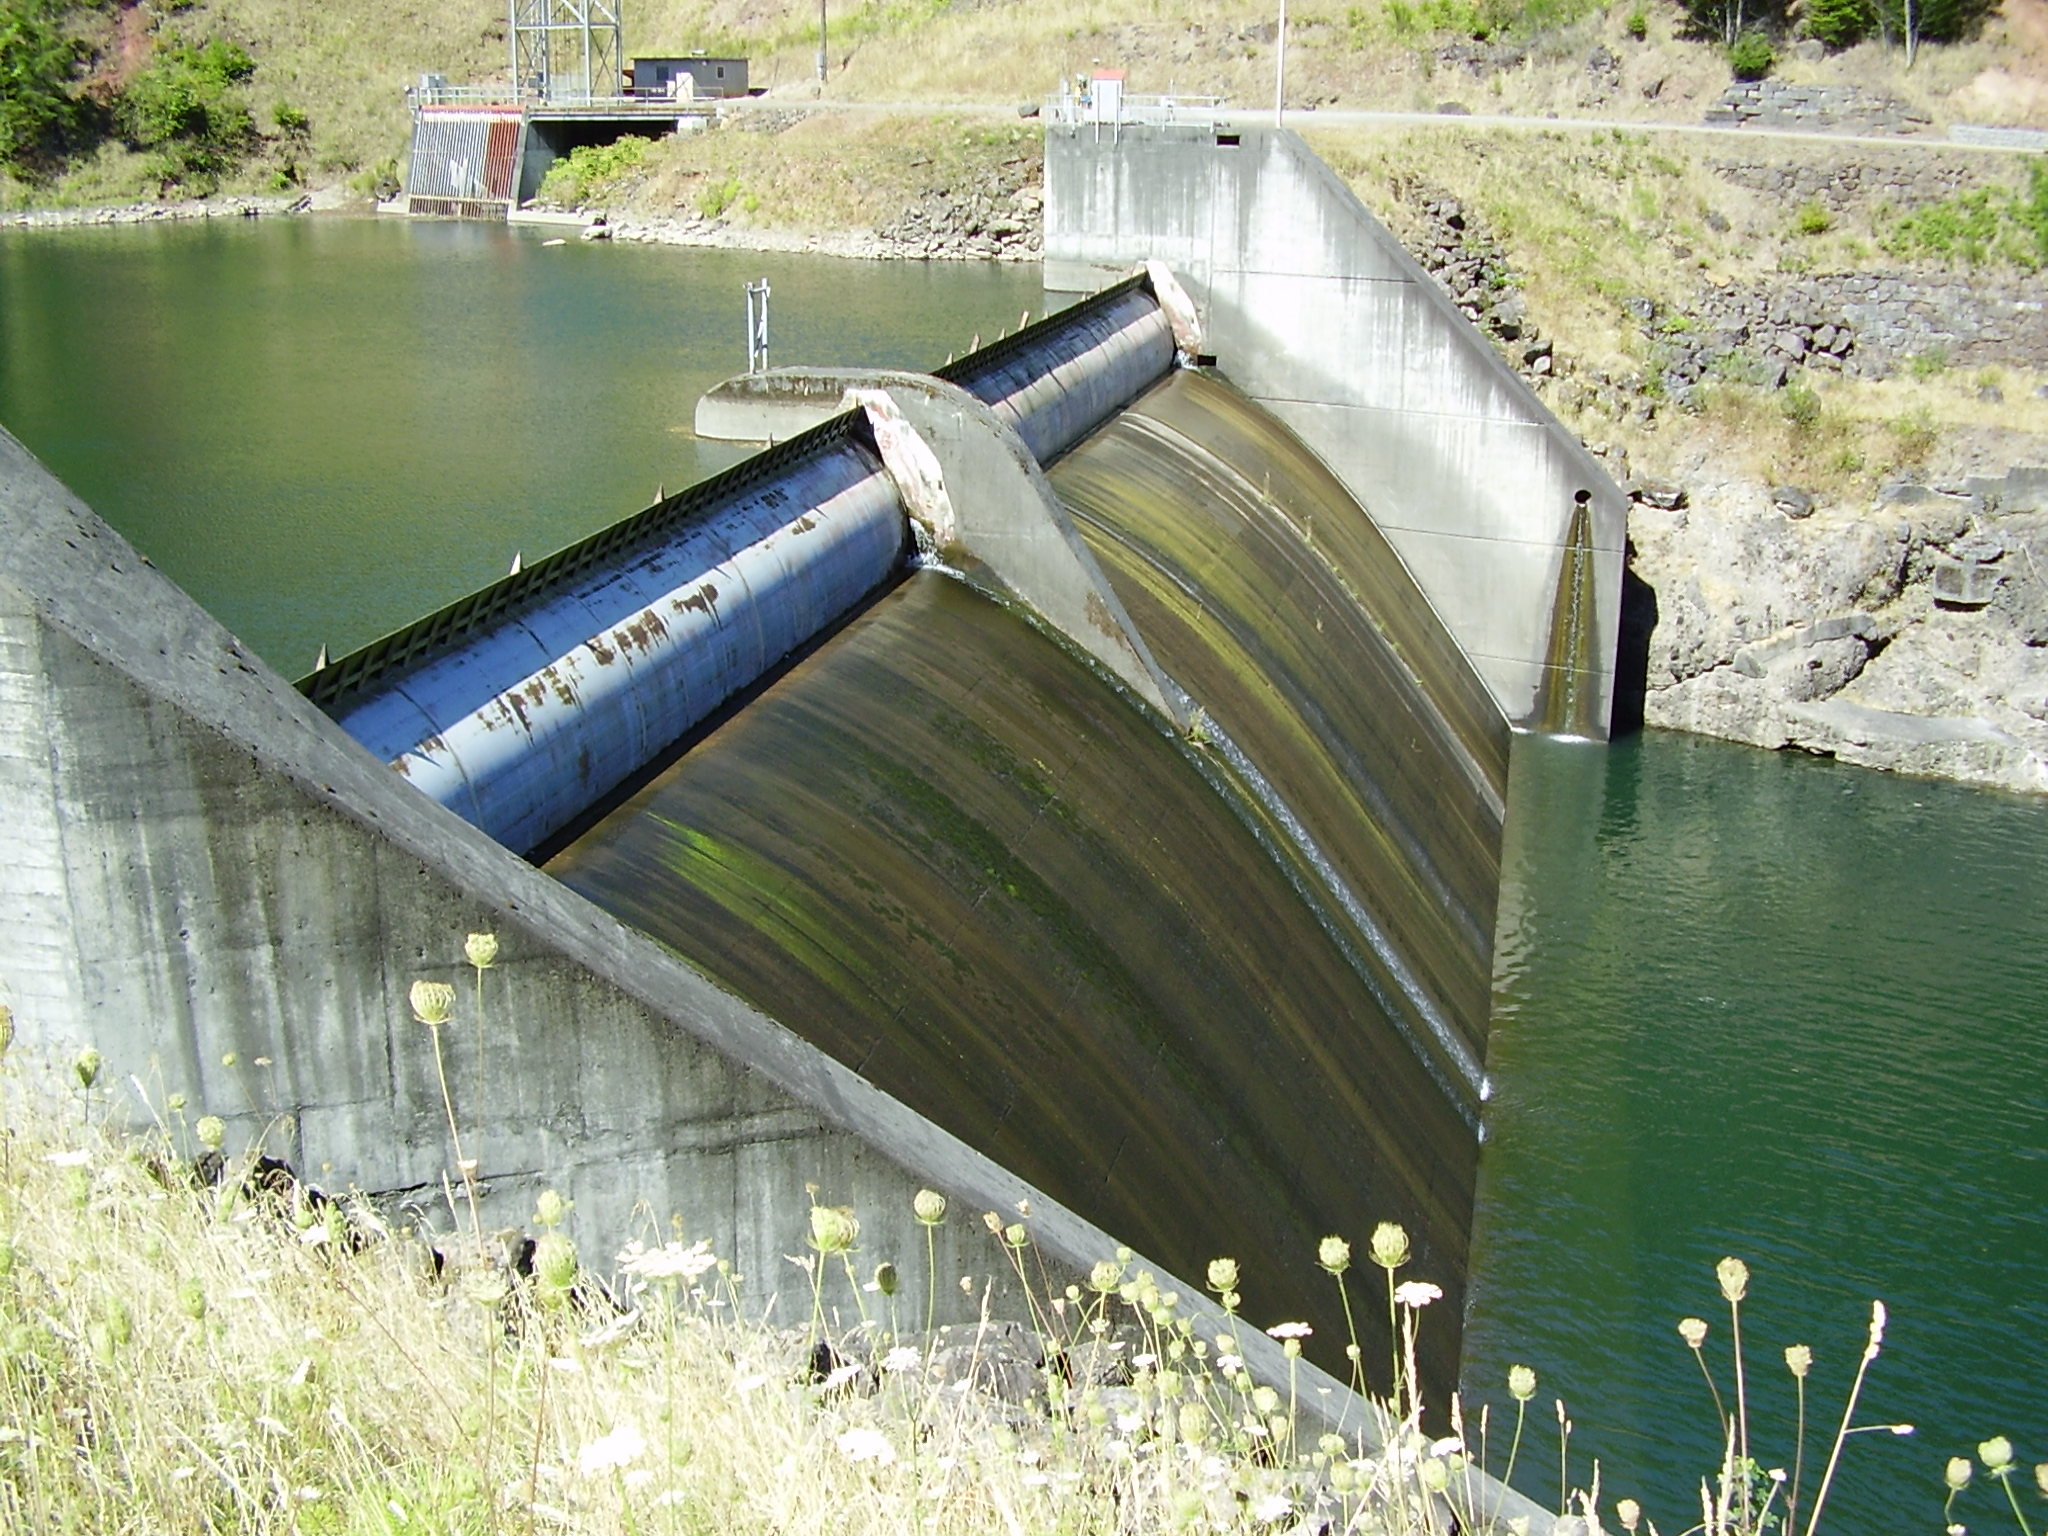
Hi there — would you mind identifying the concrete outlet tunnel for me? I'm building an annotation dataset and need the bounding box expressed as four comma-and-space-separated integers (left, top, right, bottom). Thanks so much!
0, 223, 1606, 1468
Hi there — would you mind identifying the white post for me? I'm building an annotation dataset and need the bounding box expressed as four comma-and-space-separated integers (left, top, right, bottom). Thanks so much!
817, 0, 828, 82
1274, 0, 1288, 127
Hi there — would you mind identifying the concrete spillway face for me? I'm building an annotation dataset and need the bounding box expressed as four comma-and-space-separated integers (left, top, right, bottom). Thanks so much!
548, 369, 1508, 1404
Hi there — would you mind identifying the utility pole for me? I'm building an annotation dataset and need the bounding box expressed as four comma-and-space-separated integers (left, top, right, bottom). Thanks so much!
817, 0, 828, 83
1274, 0, 1288, 126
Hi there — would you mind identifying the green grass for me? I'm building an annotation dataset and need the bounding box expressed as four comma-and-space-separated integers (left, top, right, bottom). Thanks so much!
1882, 159, 2048, 272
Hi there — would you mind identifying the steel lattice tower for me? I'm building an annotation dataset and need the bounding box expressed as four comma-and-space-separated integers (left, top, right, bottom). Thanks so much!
511, 0, 623, 102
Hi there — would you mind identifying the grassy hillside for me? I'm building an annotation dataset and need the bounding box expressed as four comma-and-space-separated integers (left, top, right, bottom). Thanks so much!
6, 0, 2045, 207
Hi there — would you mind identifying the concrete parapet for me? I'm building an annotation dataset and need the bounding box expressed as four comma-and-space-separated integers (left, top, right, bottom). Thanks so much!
1044, 123, 1625, 736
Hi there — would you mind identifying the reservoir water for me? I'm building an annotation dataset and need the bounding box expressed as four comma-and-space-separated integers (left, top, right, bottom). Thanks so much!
4, 217, 2042, 1529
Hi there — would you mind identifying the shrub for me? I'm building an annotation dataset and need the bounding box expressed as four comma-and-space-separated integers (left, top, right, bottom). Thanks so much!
696, 173, 743, 219
1793, 200, 1832, 236
1727, 30, 1775, 80
1806, 0, 1872, 47
0, 0, 84, 174
1625, 5, 1649, 38
536, 133, 654, 208
116, 34, 260, 191
271, 100, 310, 138
1780, 381, 1822, 431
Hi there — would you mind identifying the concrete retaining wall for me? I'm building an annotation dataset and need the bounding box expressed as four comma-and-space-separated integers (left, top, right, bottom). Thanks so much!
1044, 124, 1625, 735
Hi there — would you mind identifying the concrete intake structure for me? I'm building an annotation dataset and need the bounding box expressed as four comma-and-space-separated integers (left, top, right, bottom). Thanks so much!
1044, 123, 1627, 737
2, 265, 1528, 1425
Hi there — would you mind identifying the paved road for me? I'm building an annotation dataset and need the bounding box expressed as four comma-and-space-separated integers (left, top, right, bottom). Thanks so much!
737, 92, 2047, 156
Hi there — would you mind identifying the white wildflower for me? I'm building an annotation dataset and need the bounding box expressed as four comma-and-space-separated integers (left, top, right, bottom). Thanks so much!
881, 1346, 923, 1375
577, 1422, 646, 1477
1394, 1280, 1444, 1309
617, 1237, 719, 1284
836, 1427, 896, 1465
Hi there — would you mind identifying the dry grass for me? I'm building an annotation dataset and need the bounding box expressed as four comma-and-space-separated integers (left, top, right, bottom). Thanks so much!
612, 111, 1040, 233
0, 1035, 1530, 1536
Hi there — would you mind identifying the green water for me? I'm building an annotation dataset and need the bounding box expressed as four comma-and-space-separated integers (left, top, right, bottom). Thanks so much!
1468, 732, 2048, 1530
6, 221, 2044, 1529
0, 216, 1037, 670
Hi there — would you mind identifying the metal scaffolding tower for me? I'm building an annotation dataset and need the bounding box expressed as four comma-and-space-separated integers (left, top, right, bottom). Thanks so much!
511, 0, 623, 103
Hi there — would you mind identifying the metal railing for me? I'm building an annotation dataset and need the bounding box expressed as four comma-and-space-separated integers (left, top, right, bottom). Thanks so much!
409, 83, 716, 114
1043, 90, 1226, 131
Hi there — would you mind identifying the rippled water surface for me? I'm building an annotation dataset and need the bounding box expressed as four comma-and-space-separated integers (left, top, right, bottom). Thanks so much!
0, 216, 1037, 668
1466, 731, 2048, 1531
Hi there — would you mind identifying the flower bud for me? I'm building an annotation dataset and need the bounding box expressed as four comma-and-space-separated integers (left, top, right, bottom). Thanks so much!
1369, 1222, 1409, 1271
1616, 1498, 1641, 1532
1090, 1259, 1123, 1293
409, 980, 455, 1027
873, 1262, 899, 1298
1946, 1457, 1974, 1491
167, 1093, 187, 1113
1678, 1317, 1708, 1350
464, 932, 499, 970
1980, 1436, 2014, 1473
196, 1115, 227, 1152
912, 1189, 946, 1226
1784, 1344, 1812, 1379
809, 1205, 858, 1256
1003, 1223, 1028, 1249
2034, 1463, 2048, 1496
73, 1047, 102, 1091
1508, 1364, 1537, 1402
535, 1231, 579, 1293
533, 1189, 570, 1229
1716, 1256, 1749, 1303
1318, 1234, 1351, 1274
1206, 1258, 1240, 1293
1177, 1402, 1208, 1444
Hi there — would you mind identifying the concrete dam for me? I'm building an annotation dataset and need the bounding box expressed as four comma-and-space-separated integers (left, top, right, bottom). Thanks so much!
0, 138, 1616, 1434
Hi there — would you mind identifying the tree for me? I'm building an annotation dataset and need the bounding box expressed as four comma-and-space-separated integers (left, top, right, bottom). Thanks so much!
1872, 0, 2001, 64
1805, 0, 1873, 48
0, 0, 83, 175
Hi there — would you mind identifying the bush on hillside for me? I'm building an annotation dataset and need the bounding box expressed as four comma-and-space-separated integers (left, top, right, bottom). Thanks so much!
1727, 29, 1776, 78
116, 34, 259, 192
0, 0, 84, 175
535, 134, 655, 208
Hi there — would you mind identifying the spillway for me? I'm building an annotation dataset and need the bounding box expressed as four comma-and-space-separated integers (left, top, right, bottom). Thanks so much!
304, 275, 1510, 1396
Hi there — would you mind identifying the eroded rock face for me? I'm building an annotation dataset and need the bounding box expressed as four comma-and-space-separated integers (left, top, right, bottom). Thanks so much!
1628, 466, 2048, 795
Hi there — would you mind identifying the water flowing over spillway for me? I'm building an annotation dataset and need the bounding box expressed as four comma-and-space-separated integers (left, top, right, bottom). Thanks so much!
547, 368, 1507, 1394
1050, 371, 1510, 1095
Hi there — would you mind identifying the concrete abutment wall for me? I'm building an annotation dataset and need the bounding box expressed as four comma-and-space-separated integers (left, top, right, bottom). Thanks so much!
1045, 123, 1626, 735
